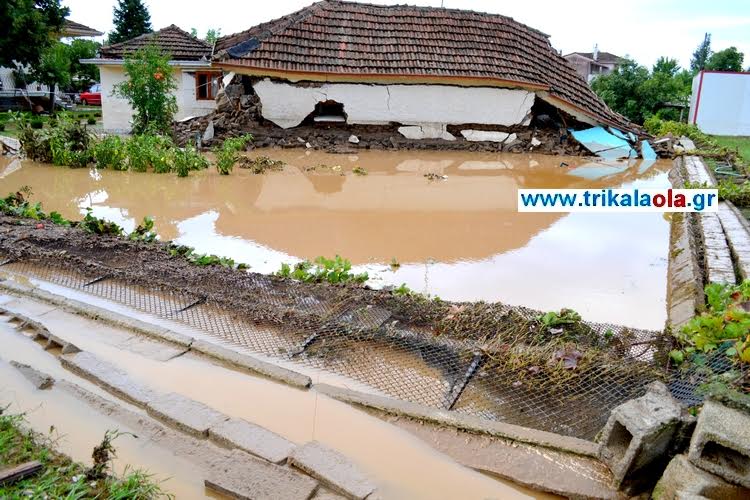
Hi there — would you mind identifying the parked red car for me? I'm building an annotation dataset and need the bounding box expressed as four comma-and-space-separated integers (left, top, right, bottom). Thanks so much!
79, 84, 102, 106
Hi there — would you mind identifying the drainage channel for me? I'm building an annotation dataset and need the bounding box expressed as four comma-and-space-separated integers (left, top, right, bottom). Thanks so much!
0, 292, 553, 500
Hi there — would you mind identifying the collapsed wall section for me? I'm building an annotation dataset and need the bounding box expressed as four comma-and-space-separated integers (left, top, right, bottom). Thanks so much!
253, 78, 536, 135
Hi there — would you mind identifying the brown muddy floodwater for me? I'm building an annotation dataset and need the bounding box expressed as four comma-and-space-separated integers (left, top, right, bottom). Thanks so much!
0, 150, 672, 329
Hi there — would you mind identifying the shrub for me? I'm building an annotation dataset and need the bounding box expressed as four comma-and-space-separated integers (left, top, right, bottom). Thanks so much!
92, 135, 127, 170
87, 117, 96, 125
15, 112, 92, 167
276, 255, 368, 284
172, 145, 209, 177
81, 207, 123, 235
125, 134, 173, 173
113, 45, 178, 135
94, 112, 102, 117
0, 123, 5, 132
30, 119, 43, 129
214, 134, 253, 175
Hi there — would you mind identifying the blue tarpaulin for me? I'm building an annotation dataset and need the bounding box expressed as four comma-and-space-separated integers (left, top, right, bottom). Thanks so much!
570, 126, 638, 160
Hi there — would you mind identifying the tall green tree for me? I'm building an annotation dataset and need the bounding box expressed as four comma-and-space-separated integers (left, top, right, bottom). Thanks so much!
68, 39, 101, 92
690, 33, 712, 72
29, 41, 71, 108
706, 47, 745, 72
0, 0, 69, 67
653, 57, 680, 77
107, 0, 152, 45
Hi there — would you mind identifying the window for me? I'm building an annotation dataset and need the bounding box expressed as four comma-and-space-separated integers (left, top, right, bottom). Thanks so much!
195, 72, 220, 100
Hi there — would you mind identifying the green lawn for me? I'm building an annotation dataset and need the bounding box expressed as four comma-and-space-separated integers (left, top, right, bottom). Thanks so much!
713, 136, 750, 163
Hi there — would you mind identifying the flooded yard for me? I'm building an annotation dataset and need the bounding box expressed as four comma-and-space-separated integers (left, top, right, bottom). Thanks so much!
0, 150, 672, 329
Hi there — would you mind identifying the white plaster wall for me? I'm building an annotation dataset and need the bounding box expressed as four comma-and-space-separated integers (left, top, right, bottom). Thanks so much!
99, 65, 216, 132
690, 72, 750, 136
253, 79, 535, 130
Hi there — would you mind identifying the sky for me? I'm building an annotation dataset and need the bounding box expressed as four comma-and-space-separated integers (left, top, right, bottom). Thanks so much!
62, 0, 750, 69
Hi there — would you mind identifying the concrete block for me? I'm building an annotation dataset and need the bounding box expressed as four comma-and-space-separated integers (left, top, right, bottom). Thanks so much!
653, 454, 748, 500
60, 351, 155, 407
9, 361, 53, 389
205, 449, 318, 500
598, 382, 683, 491
146, 392, 228, 438
209, 417, 296, 464
460, 130, 509, 143
290, 441, 376, 499
688, 400, 750, 488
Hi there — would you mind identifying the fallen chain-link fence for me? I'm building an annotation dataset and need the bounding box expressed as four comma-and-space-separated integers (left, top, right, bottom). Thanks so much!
0, 253, 685, 441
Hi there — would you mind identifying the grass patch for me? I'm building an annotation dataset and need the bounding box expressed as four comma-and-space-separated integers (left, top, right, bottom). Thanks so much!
0, 410, 171, 498
713, 136, 750, 164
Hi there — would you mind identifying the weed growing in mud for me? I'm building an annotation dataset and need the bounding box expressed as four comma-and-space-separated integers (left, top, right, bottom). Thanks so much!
214, 134, 253, 175
165, 243, 248, 270
92, 135, 128, 170
0, 411, 172, 499
81, 207, 124, 236
276, 255, 368, 284
129, 216, 158, 242
539, 308, 582, 328
0, 187, 72, 226
352, 166, 368, 176
13, 111, 92, 167
239, 155, 285, 174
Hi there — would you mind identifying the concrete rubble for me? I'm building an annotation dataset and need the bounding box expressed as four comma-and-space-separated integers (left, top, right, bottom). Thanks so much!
205, 449, 319, 500
290, 441, 377, 500
653, 454, 747, 500
688, 400, 750, 488
146, 391, 229, 438
598, 382, 684, 492
209, 417, 296, 464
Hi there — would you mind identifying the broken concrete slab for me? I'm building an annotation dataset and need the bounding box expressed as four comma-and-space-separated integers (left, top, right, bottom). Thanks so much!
289, 441, 376, 499
598, 382, 683, 491
146, 391, 228, 438
190, 339, 311, 389
9, 361, 53, 389
688, 400, 750, 488
653, 454, 748, 500
460, 130, 509, 143
60, 351, 155, 407
205, 449, 318, 500
398, 124, 456, 141
209, 417, 296, 464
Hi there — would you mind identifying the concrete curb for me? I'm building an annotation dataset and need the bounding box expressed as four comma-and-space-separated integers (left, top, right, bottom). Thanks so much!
0, 280, 312, 389
313, 383, 600, 458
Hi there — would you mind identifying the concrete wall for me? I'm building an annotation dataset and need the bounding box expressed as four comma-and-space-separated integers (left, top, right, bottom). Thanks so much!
99, 65, 216, 133
253, 79, 535, 134
689, 71, 750, 136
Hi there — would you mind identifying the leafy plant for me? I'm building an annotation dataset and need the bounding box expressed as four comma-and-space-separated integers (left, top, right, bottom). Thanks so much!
92, 135, 127, 170
539, 308, 582, 328
238, 155, 284, 174
352, 166, 368, 176
87, 117, 97, 125
673, 281, 750, 367
276, 255, 368, 284
125, 134, 173, 172
393, 283, 414, 296
129, 216, 157, 242
172, 145, 209, 177
81, 208, 123, 236
14, 111, 92, 167
214, 134, 253, 175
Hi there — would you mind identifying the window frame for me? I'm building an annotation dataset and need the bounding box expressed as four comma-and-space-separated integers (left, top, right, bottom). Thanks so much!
195, 71, 221, 101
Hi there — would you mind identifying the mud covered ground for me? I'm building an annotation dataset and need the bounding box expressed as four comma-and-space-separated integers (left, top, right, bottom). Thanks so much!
0, 213, 668, 400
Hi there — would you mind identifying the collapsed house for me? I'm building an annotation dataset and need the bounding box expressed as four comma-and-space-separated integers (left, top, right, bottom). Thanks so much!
175, 0, 650, 156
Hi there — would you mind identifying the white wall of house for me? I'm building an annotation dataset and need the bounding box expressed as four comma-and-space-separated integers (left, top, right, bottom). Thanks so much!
253, 79, 535, 135
98, 64, 216, 132
689, 71, 750, 136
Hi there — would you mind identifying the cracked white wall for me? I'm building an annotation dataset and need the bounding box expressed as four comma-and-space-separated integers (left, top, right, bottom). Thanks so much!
253, 79, 535, 133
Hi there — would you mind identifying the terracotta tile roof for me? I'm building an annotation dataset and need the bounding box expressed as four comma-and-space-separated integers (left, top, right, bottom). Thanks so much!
566, 52, 624, 64
100, 25, 212, 61
63, 19, 104, 37
214, 0, 634, 131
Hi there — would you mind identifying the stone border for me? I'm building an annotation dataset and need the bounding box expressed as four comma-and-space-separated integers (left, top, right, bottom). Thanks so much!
0, 276, 601, 459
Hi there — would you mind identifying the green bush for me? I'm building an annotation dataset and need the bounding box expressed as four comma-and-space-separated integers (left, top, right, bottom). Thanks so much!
214, 134, 253, 175
0, 123, 5, 132
92, 135, 127, 170
125, 134, 173, 173
87, 117, 96, 125
276, 255, 368, 284
172, 145, 209, 177
15, 112, 92, 167
30, 119, 43, 129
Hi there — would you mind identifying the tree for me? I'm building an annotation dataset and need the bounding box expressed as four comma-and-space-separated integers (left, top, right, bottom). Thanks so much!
0, 0, 69, 67
205, 28, 221, 46
114, 45, 177, 134
107, 0, 152, 45
690, 33, 712, 73
653, 57, 679, 77
67, 39, 101, 92
706, 47, 745, 72
591, 60, 650, 123
29, 41, 71, 109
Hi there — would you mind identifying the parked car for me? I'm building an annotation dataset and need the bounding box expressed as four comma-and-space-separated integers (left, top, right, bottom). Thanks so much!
79, 84, 101, 106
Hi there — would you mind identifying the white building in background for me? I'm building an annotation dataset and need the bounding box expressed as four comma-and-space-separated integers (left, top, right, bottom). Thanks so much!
82, 25, 220, 133
689, 70, 750, 136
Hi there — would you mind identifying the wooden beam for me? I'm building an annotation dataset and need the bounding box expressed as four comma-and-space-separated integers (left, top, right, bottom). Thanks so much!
0, 460, 43, 486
